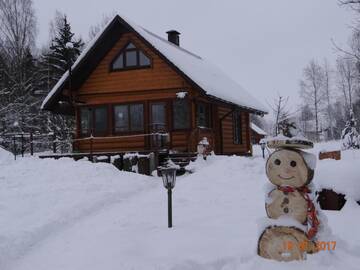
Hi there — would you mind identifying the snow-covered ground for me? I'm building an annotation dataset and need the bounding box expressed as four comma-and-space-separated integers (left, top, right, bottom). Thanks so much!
1, 142, 360, 270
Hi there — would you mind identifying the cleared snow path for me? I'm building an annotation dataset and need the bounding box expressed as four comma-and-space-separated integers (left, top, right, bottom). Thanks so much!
0, 154, 157, 270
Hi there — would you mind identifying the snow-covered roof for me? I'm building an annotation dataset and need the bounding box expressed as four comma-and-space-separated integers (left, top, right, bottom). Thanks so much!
42, 15, 268, 114
251, 123, 267, 136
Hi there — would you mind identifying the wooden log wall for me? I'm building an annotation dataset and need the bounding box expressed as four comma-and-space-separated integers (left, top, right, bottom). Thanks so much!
217, 106, 251, 155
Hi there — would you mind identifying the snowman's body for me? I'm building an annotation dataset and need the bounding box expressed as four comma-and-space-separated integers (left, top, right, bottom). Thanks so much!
266, 188, 308, 224
258, 138, 319, 262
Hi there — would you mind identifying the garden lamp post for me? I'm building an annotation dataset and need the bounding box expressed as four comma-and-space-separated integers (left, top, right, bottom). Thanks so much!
65, 42, 73, 104
160, 166, 177, 228
260, 139, 266, 159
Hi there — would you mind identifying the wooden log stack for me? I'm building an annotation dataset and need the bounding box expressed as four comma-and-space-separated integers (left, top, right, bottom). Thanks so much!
258, 137, 320, 262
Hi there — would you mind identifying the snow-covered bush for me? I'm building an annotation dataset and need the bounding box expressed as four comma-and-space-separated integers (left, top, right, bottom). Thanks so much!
341, 111, 360, 150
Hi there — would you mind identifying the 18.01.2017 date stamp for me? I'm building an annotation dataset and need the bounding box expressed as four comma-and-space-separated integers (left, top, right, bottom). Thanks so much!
284, 241, 336, 252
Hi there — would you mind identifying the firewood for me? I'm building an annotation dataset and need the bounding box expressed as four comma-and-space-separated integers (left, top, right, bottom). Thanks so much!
266, 189, 308, 224
319, 150, 341, 161
258, 226, 317, 261
266, 149, 314, 188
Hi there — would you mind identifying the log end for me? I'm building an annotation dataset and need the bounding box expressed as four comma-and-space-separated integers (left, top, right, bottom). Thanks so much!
258, 226, 317, 262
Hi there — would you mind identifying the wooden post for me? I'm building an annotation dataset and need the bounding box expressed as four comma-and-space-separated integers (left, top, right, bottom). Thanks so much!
21, 133, 24, 157
13, 135, 16, 160
120, 153, 124, 170
30, 132, 34, 156
52, 133, 56, 153
90, 137, 93, 162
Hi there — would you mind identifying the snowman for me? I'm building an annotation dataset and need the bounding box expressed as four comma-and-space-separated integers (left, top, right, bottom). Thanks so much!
258, 136, 320, 261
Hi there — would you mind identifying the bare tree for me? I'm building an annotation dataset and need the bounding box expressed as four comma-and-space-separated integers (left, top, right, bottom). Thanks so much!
336, 56, 357, 114
299, 59, 325, 141
88, 12, 116, 41
323, 59, 335, 140
0, 0, 41, 135
267, 95, 292, 136
339, 0, 360, 11
0, 0, 36, 82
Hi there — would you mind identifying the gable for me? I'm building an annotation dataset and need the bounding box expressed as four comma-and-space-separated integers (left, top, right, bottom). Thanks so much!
42, 15, 267, 115
78, 32, 188, 95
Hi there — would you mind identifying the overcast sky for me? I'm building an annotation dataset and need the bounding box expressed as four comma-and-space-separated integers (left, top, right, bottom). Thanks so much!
33, 0, 356, 112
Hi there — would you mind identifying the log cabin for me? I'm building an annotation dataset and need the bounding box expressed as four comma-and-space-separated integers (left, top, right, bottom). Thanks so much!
41, 15, 267, 157
251, 123, 267, 144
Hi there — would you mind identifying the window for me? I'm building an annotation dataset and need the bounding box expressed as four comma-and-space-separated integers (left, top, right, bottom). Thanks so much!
114, 105, 128, 132
79, 107, 108, 136
173, 99, 190, 129
130, 104, 144, 131
233, 111, 242, 144
111, 42, 151, 71
94, 107, 108, 134
197, 102, 211, 128
80, 108, 92, 136
114, 104, 144, 132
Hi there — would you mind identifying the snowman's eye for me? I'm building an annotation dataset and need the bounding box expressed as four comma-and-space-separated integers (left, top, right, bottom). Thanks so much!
290, 161, 297, 167
274, 159, 281, 165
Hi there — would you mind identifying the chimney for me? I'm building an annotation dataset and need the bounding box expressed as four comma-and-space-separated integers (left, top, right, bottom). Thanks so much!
166, 30, 180, 46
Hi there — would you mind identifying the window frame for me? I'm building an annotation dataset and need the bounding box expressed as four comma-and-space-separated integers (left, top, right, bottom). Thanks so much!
78, 105, 109, 137
172, 98, 191, 131
112, 102, 145, 135
110, 41, 152, 72
196, 102, 212, 129
233, 111, 243, 145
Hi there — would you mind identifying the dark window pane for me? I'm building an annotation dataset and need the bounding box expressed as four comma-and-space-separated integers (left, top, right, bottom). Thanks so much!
94, 107, 107, 135
233, 112, 242, 144
130, 104, 144, 131
114, 105, 129, 132
173, 100, 190, 129
139, 51, 150, 66
197, 103, 209, 128
112, 53, 124, 69
125, 51, 137, 67
126, 43, 136, 49
80, 108, 92, 135
151, 103, 166, 130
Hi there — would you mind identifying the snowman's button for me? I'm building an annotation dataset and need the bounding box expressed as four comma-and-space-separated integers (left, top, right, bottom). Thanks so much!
283, 207, 289, 213
283, 198, 289, 204
283, 191, 289, 195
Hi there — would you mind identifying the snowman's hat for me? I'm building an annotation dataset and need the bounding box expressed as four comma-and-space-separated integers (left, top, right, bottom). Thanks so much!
266, 135, 313, 150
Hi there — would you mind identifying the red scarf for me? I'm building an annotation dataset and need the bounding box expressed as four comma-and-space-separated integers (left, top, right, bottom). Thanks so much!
277, 186, 320, 240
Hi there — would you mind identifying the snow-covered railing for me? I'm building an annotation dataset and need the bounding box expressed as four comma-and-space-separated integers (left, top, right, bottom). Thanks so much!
72, 132, 169, 142
72, 132, 170, 156
1, 131, 170, 160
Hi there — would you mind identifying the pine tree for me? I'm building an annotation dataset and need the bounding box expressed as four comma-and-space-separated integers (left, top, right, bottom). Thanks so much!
39, 14, 84, 89
38, 13, 84, 152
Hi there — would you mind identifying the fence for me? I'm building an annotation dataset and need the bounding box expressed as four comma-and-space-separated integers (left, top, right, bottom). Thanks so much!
0, 132, 73, 160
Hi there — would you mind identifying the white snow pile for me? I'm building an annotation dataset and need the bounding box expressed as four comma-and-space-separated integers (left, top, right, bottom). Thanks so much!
310, 142, 360, 201
176, 91, 188, 99
251, 123, 267, 136
0, 146, 13, 165
1, 143, 360, 270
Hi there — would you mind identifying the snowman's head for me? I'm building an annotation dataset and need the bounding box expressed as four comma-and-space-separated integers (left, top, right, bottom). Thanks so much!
266, 148, 314, 188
